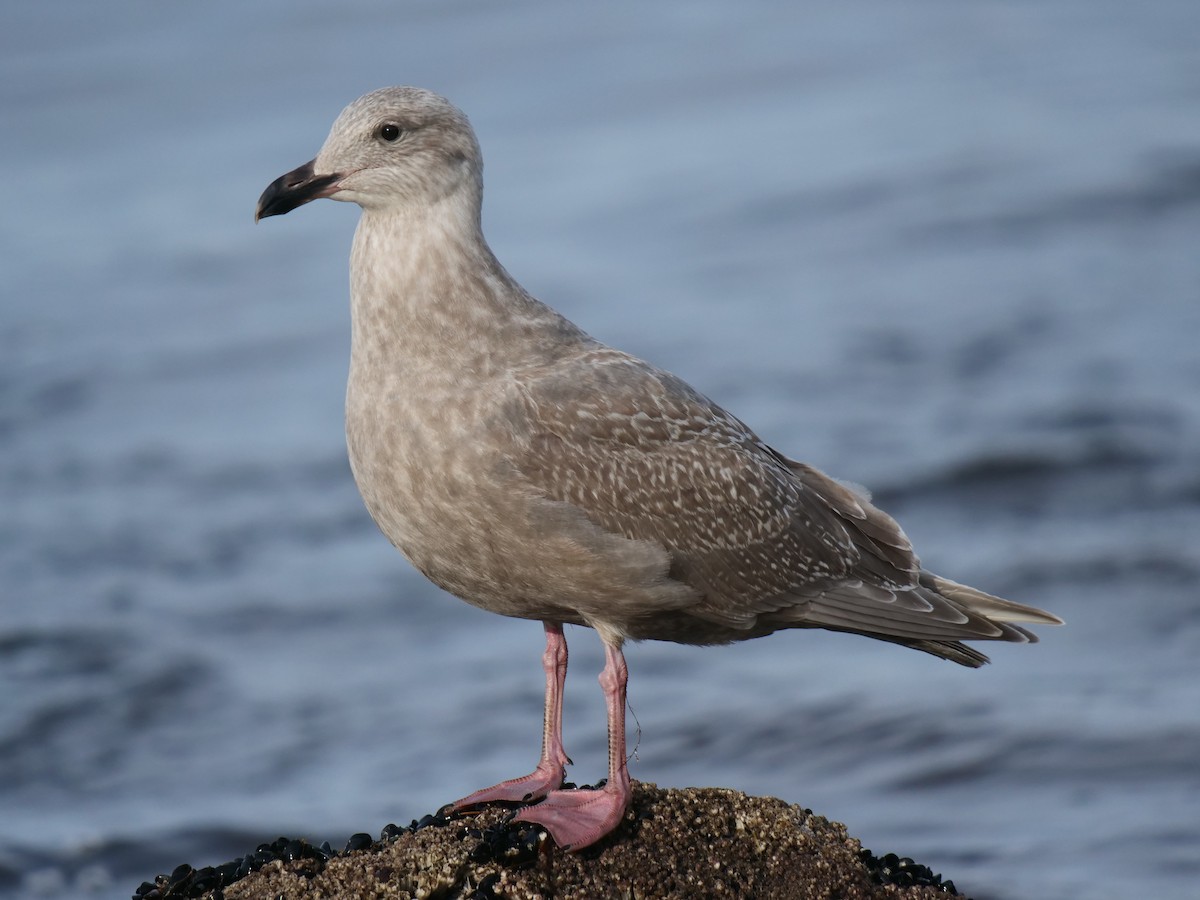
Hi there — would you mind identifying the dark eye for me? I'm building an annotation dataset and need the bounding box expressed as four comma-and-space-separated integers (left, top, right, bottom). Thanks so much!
379, 123, 402, 142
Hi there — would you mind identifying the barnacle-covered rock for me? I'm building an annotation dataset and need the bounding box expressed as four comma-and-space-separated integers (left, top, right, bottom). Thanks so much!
137, 783, 965, 899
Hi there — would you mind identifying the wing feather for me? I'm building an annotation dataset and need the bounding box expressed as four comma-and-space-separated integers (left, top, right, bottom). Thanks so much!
505, 346, 1060, 660
510, 350, 916, 609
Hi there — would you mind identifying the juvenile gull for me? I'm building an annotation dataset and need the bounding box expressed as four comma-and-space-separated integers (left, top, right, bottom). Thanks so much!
256, 87, 1063, 851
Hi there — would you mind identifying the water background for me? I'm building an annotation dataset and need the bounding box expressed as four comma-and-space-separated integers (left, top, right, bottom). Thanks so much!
3, 2, 1199, 897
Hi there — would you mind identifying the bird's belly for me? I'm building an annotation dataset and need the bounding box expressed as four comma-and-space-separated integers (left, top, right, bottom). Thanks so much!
344, 386, 585, 622
348, 397, 494, 583
344, 383, 694, 631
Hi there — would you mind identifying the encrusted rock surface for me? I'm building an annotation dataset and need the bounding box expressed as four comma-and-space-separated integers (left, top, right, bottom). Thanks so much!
135, 782, 965, 899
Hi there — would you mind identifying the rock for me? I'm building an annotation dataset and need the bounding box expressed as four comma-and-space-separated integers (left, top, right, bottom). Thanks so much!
136, 783, 963, 899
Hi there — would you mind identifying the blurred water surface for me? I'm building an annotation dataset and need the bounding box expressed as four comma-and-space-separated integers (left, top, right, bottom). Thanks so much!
2, 2, 1199, 898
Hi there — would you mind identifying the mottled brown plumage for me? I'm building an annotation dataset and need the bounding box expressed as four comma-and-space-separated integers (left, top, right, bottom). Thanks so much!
256, 87, 1062, 851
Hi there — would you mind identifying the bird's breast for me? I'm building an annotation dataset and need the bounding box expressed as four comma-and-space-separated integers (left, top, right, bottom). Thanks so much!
345, 362, 490, 554
343, 364, 561, 617
341, 360, 696, 630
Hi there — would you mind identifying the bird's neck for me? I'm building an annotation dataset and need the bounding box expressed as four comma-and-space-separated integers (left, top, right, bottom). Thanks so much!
347, 196, 588, 381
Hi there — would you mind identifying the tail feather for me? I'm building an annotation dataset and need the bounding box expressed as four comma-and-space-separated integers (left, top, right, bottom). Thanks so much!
873, 636, 993, 668
923, 573, 1065, 626
799, 570, 1063, 668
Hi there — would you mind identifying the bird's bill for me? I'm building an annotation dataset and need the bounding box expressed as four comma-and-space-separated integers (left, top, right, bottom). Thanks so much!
255, 159, 342, 221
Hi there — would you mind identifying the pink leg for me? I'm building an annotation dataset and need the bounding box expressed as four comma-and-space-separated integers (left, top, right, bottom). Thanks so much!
514, 641, 632, 851
454, 622, 571, 809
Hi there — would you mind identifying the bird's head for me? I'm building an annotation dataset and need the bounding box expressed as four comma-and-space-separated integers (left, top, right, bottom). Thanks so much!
255, 86, 482, 221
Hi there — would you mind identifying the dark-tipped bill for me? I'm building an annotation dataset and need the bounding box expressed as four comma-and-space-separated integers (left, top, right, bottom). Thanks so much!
255, 159, 341, 221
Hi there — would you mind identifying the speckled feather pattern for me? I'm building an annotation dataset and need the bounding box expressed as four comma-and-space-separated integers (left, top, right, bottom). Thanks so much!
294, 87, 1060, 665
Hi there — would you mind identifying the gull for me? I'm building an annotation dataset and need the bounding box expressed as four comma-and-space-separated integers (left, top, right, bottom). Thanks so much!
255, 86, 1062, 851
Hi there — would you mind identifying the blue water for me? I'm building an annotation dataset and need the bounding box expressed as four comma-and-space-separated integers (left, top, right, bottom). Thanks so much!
3, 2, 1199, 898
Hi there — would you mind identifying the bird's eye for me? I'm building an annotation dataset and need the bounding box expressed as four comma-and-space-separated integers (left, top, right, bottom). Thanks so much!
379, 123, 402, 142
